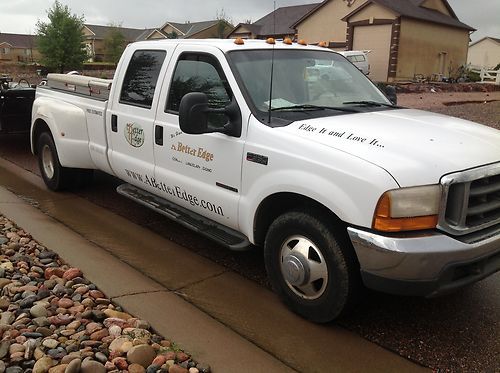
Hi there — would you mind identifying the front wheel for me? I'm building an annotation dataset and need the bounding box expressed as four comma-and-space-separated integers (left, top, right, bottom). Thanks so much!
264, 211, 359, 323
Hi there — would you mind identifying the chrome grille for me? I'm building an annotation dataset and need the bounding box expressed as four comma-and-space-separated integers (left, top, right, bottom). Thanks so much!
439, 163, 500, 236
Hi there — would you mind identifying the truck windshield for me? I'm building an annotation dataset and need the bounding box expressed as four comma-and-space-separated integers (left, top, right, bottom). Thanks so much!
228, 49, 392, 123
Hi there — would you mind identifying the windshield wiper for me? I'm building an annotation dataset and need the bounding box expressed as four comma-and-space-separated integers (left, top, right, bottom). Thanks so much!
271, 104, 359, 113
342, 100, 397, 108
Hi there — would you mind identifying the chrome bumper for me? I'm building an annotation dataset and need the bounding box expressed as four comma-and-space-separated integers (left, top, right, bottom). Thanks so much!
348, 227, 500, 297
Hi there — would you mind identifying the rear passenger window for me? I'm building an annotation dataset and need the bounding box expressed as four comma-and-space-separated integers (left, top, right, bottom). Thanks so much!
120, 50, 166, 109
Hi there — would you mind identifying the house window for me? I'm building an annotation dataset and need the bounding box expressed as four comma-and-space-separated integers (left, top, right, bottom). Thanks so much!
1, 48, 10, 54
25, 49, 32, 56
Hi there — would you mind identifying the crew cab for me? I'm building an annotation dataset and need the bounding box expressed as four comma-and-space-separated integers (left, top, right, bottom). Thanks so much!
31, 39, 500, 322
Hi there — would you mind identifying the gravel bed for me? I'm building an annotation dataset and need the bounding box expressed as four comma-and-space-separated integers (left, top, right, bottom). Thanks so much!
425, 101, 500, 130
0, 215, 209, 373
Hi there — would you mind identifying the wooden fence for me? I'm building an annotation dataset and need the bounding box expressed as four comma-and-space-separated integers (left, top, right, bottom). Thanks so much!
471, 67, 500, 85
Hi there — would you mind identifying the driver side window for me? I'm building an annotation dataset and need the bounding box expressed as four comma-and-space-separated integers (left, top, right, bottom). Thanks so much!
166, 53, 232, 127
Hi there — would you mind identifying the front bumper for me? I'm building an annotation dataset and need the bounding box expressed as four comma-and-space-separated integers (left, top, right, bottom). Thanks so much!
348, 227, 500, 297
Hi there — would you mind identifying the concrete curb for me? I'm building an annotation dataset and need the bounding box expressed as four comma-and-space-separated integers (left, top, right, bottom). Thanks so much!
0, 186, 293, 372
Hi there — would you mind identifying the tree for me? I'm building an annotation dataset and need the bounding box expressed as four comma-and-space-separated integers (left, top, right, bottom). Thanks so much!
216, 9, 233, 39
36, 1, 87, 73
104, 24, 126, 64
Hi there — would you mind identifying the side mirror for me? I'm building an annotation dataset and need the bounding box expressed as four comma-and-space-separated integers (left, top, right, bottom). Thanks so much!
179, 92, 241, 137
179, 92, 209, 134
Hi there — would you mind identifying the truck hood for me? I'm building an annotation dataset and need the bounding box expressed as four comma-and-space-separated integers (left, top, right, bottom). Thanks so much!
282, 109, 500, 187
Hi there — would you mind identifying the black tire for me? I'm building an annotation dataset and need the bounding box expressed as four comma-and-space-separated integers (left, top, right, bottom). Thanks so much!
37, 131, 72, 191
264, 210, 359, 323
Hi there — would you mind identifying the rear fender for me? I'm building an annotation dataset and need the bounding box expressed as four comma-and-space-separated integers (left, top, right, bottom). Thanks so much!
31, 96, 95, 169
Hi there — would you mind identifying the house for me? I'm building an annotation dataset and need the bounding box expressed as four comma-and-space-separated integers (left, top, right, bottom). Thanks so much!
83, 24, 151, 62
341, 0, 475, 81
146, 20, 233, 40
293, 0, 364, 49
84, 20, 233, 62
228, 3, 320, 40
468, 37, 500, 69
0, 33, 40, 63
234, 0, 474, 82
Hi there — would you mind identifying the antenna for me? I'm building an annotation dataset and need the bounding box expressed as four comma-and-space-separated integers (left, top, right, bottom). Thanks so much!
267, 0, 277, 124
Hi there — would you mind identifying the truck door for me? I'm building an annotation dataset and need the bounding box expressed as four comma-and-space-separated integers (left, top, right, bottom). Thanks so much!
106, 48, 170, 193
153, 46, 247, 229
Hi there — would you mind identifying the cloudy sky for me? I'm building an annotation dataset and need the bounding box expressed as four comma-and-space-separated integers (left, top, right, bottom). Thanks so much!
0, 0, 498, 42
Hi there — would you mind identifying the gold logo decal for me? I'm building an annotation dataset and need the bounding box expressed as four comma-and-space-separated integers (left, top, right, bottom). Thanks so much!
125, 123, 145, 148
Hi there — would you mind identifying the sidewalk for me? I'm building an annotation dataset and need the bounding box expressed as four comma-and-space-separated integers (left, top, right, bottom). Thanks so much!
0, 186, 291, 373
0, 158, 428, 373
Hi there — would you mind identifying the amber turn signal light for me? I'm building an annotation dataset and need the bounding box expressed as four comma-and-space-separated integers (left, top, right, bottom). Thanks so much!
373, 192, 439, 232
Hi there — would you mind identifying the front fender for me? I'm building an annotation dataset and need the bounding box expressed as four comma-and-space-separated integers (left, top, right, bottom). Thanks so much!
238, 162, 398, 244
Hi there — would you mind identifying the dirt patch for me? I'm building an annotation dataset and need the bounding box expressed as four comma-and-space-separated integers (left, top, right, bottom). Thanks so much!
443, 99, 500, 106
394, 82, 500, 94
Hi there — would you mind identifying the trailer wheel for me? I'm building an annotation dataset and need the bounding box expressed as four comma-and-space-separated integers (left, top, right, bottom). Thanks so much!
37, 132, 73, 191
264, 210, 359, 323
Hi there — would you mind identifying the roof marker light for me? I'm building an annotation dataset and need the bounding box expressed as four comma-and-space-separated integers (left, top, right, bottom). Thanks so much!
298, 39, 307, 46
266, 38, 276, 45
283, 38, 293, 45
318, 41, 329, 48
234, 38, 245, 45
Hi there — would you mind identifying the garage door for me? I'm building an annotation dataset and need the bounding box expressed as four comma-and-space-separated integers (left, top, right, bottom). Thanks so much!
353, 24, 392, 82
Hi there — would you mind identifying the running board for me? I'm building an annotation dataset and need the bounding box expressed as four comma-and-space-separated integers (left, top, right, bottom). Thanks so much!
116, 184, 251, 251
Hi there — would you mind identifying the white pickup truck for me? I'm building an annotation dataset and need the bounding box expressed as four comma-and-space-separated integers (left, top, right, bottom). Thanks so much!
31, 39, 500, 322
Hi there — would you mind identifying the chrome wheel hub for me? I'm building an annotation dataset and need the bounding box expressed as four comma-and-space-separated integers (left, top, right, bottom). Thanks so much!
41, 144, 55, 179
280, 235, 329, 300
283, 254, 308, 286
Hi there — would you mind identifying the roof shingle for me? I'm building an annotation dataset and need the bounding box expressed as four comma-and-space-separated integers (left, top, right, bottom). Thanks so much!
252, 3, 321, 37
0, 33, 36, 48
344, 0, 474, 31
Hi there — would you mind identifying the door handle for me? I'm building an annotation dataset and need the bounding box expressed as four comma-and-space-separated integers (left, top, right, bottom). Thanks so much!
111, 114, 118, 132
155, 125, 163, 146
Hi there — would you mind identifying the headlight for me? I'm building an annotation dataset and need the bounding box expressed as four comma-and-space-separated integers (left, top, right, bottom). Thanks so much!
373, 185, 441, 232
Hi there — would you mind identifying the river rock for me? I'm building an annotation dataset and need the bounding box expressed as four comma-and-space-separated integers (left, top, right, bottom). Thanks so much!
33, 356, 54, 373
0, 279, 11, 289
0, 311, 15, 325
42, 339, 59, 349
169, 365, 189, 373
129, 364, 146, 373
62, 269, 82, 281
0, 341, 10, 359
48, 365, 67, 373
109, 336, 131, 352
80, 360, 105, 373
127, 344, 156, 368
57, 298, 73, 309
19, 295, 38, 308
112, 357, 128, 370
108, 325, 122, 338
64, 358, 81, 373
30, 304, 48, 318
103, 309, 132, 320
0, 297, 10, 310
5, 367, 23, 373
